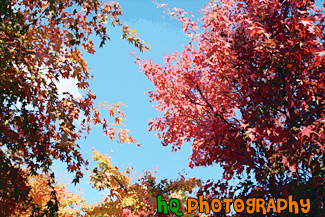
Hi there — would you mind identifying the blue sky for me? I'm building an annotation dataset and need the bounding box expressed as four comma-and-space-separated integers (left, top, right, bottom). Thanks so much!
54, 0, 222, 203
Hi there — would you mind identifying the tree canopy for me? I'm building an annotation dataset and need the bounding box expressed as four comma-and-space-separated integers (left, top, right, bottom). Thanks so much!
138, 0, 325, 215
0, 0, 148, 215
12, 150, 202, 216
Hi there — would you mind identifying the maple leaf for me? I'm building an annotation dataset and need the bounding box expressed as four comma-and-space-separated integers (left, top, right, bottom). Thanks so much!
300, 126, 315, 138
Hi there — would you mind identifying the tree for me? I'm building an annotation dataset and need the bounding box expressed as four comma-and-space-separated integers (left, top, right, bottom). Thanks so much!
13, 150, 203, 217
82, 150, 202, 217
0, 0, 148, 215
138, 0, 324, 215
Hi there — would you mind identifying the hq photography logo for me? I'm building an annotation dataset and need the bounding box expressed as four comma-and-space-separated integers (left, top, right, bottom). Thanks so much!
156, 195, 310, 216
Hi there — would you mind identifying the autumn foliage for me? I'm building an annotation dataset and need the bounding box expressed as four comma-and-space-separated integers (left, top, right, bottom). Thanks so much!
0, 0, 147, 215
138, 0, 325, 215
2, 0, 325, 216
84, 150, 202, 217
10, 150, 202, 217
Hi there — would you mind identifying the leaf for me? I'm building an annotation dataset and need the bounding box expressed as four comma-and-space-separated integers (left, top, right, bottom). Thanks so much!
300, 126, 315, 138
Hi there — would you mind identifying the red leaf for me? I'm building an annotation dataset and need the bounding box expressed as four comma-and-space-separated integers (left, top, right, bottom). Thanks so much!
300, 126, 315, 138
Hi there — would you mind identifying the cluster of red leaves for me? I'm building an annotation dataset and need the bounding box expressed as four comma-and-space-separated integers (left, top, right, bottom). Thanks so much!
138, 0, 324, 215
0, 0, 147, 215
